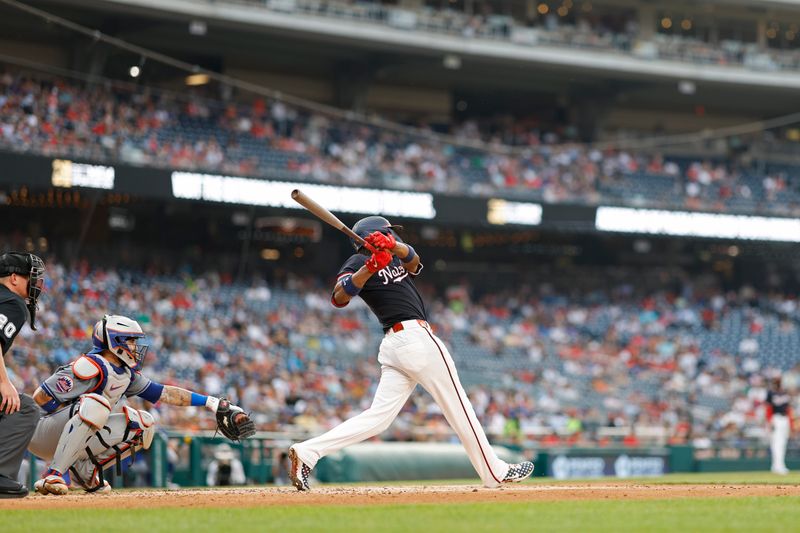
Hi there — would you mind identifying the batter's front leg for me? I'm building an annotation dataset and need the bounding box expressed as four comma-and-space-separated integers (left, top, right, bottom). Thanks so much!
414, 332, 510, 488
292, 365, 416, 469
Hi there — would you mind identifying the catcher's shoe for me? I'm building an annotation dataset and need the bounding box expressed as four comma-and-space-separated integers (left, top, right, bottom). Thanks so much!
69, 477, 112, 494
502, 461, 534, 483
34, 470, 70, 495
288, 446, 311, 491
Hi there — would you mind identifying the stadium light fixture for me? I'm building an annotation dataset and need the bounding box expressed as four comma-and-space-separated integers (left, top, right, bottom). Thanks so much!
129, 66, 141, 78
678, 80, 696, 95
443, 54, 461, 70
185, 74, 210, 86
189, 20, 207, 36
260, 249, 280, 260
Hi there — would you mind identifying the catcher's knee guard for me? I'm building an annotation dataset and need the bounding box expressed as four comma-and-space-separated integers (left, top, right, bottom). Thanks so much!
78, 393, 112, 429
123, 405, 155, 449
74, 407, 157, 493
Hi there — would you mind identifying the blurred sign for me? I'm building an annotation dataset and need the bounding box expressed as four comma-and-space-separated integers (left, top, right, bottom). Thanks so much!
171, 171, 436, 219
596, 206, 800, 242
548, 452, 668, 479
252, 217, 322, 243
487, 199, 542, 226
51, 159, 115, 190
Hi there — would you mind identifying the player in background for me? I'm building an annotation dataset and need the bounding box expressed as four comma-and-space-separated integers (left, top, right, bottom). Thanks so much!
0, 252, 45, 498
29, 314, 254, 494
206, 443, 246, 486
288, 216, 534, 491
766, 376, 792, 475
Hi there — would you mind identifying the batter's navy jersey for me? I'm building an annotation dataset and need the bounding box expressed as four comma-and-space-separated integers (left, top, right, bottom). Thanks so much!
337, 253, 427, 332
768, 390, 791, 416
0, 285, 28, 354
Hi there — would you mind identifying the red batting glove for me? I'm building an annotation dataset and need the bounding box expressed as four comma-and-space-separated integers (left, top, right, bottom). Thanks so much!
365, 250, 392, 273
366, 231, 396, 251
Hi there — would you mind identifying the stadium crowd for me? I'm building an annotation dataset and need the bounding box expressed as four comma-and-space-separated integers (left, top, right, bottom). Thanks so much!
256, 0, 800, 72
5, 260, 798, 450
2, 68, 799, 215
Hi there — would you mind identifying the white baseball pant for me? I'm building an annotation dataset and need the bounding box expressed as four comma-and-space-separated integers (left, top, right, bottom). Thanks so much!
771, 413, 790, 473
292, 319, 510, 487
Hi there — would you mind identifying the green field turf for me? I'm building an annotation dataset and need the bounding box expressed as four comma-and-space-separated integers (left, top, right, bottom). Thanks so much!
5, 472, 800, 533
5, 497, 800, 533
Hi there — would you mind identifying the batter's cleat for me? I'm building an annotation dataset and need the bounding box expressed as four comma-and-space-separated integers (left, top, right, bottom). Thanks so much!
0, 474, 27, 498
771, 467, 790, 475
34, 470, 70, 495
288, 446, 311, 491
502, 461, 534, 483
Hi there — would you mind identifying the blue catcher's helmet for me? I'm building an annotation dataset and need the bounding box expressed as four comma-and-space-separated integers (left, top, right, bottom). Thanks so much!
351, 216, 404, 255
91, 314, 149, 368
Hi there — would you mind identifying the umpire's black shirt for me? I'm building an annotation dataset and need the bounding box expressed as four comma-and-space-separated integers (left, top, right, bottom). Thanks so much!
0, 285, 27, 355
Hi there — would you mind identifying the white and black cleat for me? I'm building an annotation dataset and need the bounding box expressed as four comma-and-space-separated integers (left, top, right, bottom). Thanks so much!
288, 446, 312, 491
502, 461, 534, 483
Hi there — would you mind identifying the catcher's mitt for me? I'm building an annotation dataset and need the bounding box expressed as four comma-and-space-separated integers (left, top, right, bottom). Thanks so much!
215, 398, 256, 441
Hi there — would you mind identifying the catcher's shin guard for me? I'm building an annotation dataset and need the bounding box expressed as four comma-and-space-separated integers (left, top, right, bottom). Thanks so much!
74, 407, 155, 492
49, 394, 112, 475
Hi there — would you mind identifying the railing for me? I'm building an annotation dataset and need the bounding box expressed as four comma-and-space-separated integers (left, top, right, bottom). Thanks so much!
212, 0, 800, 73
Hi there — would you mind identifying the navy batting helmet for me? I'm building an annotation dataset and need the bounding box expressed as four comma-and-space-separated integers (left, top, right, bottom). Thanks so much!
351, 216, 403, 254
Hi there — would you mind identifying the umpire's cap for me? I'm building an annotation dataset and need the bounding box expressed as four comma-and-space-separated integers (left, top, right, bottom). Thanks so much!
351, 216, 403, 254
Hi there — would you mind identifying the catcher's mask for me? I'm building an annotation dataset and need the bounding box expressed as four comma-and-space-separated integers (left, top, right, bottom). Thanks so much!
0, 252, 45, 331
92, 315, 149, 369
351, 216, 404, 255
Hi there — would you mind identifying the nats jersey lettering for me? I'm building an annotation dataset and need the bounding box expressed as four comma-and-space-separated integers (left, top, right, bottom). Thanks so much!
376, 264, 409, 285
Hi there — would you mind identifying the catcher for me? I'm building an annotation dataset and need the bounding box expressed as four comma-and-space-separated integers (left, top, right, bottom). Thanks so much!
27, 314, 254, 494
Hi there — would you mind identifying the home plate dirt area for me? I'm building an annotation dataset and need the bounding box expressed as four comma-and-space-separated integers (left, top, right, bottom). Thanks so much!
3, 483, 799, 510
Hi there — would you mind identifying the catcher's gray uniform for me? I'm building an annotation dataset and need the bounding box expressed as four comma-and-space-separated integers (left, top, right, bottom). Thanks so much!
29, 352, 163, 489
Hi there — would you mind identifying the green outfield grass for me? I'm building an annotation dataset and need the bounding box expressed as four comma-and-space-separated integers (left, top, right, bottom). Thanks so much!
6, 472, 800, 533
5, 497, 800, 533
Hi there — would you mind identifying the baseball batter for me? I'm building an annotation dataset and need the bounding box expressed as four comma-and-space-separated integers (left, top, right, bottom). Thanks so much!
289, 216, 534, 490
766, 376, 792, 475
28, 314, 254, 494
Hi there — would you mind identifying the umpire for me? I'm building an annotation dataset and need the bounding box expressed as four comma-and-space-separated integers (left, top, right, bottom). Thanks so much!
0, 252, 45, 498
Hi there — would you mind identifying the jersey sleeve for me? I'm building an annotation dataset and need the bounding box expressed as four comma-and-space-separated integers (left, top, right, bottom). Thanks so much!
337, 254, 367, 278
332, 255, 367, 308
0, 298, 27, 354
40, 364, 99, 407
126, 371, 164, 403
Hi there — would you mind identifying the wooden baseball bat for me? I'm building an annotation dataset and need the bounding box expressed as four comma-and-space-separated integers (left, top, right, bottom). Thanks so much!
291, 189, 368, 247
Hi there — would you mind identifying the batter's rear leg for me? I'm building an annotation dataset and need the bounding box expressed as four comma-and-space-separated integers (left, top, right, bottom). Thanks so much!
289, 365, 416, 491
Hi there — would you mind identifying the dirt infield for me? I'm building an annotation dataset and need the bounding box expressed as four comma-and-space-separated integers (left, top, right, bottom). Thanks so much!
3, 483, 799, 510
